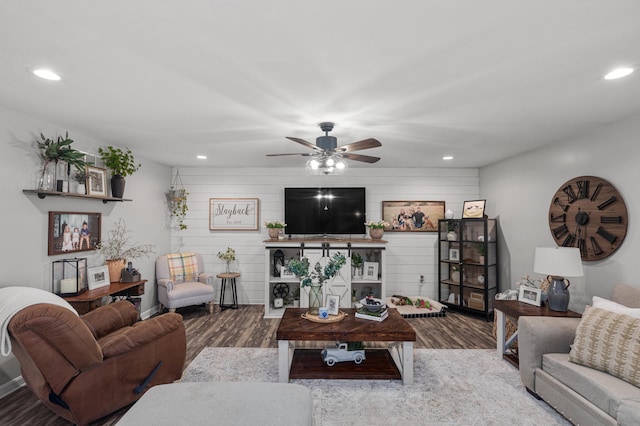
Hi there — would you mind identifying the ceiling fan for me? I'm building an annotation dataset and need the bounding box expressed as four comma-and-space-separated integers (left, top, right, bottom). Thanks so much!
266, 122, 382, 166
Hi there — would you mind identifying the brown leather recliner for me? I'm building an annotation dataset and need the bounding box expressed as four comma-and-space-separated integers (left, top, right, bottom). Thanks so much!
8, 301, 186, 425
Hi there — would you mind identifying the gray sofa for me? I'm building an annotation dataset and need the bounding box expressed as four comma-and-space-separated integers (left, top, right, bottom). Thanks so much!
518, 284, 640, 426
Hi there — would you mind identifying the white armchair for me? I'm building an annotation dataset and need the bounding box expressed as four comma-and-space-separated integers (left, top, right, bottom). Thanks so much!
156, 252, 215, 314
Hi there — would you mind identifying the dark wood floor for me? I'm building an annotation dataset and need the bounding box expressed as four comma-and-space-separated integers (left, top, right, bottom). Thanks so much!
0, 305, 496, 425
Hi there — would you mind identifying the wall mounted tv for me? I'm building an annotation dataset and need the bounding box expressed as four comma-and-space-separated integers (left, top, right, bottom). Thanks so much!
284, 187, 366, 235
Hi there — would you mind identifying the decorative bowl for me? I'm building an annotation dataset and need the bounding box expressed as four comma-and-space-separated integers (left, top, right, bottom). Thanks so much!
359, 297, 386, 312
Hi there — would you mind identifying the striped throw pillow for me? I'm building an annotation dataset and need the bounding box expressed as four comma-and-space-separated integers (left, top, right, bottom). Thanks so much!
569, 305, 640, 387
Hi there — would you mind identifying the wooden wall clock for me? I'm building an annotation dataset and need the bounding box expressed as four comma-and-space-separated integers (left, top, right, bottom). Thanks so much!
548, 176, 628, 261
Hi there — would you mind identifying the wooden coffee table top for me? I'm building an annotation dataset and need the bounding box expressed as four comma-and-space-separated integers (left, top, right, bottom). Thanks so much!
276, 308, 416, 342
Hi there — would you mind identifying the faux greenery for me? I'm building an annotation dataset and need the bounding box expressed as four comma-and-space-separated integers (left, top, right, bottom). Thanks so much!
72, 170, 87, 184
351, 252, 363, 267
96, 218, 155, 261
168, 188, 189, 230
98, 146, 141, 177
364, 220, 389, 229
37, 132, 86, 184
264, 220, 287, 229
447, 220, 458, 232
217, 247, 236, 262
475, 243, 486, 256
286, 252, 347, 287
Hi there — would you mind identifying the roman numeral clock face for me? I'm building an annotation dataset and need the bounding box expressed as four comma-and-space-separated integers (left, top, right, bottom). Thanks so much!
548, 176, 628, 261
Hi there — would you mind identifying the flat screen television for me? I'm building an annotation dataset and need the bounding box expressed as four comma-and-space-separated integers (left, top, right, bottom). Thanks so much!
284, 187, 366, 235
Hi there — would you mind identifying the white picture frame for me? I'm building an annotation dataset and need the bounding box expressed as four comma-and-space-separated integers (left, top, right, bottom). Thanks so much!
326, 294, 340, 315
518, 285, 542, 307
280, 266, 296, 278
88, 265, 110, 290
449, 248, 459, 261
363, 262, 379, 281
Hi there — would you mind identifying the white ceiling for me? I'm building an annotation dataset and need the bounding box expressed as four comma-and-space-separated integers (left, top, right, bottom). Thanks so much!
1, 1, 639, 169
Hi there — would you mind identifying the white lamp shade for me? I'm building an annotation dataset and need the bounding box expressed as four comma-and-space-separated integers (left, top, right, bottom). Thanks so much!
533, 247, 584, 277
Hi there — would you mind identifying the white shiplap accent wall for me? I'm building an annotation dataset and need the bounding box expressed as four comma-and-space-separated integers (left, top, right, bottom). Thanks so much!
171, 167, 480, 304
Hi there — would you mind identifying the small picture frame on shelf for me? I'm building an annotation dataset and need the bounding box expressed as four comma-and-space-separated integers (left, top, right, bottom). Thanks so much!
462, 199, 486, 218
363, 262, 379, 281
86, 166, 107, 197
280, 266, 295, 278
449, 248, 460, 261
518, 286, 542, 307
87, 265, 110, 290
326, 294, 340, 315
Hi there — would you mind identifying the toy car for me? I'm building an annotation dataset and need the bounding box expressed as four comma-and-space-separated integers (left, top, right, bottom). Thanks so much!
321, 342, 366, 366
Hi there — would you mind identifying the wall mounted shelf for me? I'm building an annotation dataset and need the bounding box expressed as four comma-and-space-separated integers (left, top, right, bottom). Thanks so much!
23, 189, 132, 204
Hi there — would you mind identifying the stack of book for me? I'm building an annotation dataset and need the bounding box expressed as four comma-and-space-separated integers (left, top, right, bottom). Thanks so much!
355, 306, 388, 322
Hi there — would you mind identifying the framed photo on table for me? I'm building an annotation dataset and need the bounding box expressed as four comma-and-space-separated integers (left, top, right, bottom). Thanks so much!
449, 248, 460, 261
87, 265, 110, 290
519, 286, 542, 307
326, 294, 340, 315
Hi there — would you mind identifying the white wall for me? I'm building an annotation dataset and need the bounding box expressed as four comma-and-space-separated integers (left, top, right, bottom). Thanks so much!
480, 112, 640, 312
170, 167, 481, 304
0, 105, 171, 395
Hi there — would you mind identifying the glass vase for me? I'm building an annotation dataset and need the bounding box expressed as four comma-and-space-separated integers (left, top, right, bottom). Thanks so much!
308, 284, 322, 315
225, 261, 231, 273
37, 162, 55, 191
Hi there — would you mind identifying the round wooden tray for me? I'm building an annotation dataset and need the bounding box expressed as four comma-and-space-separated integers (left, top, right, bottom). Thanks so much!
301, 310, 347, 323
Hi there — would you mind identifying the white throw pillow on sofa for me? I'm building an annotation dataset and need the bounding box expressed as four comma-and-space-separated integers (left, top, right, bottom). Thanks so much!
592, 296, 640, 319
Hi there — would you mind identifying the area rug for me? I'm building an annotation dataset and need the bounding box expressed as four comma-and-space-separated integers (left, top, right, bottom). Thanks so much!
182, 348, 569, 426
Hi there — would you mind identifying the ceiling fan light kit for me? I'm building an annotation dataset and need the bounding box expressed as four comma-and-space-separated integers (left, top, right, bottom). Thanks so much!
267, 122, 381, 175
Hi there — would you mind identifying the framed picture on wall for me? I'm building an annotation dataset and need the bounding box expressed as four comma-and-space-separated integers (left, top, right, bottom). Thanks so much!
209, 198, 260, 231
382, 200, 445, 232
48, 212, 101, 256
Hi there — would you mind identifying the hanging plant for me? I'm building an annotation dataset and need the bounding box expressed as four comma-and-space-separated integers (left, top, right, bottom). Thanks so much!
166, 170, 189, 230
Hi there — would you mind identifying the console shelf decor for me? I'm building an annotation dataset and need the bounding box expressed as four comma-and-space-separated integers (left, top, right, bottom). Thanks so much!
23, 189, 132, 203
264, 239, 387, 318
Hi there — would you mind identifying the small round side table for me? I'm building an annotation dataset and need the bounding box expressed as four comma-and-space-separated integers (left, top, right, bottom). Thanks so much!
217, 272, 240, 310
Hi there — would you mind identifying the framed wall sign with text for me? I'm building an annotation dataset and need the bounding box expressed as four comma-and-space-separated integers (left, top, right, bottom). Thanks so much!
209, 198, 260, 231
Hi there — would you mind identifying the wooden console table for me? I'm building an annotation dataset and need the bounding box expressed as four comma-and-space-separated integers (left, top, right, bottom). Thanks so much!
63, 280, 146, 314
494, 299, 581, 367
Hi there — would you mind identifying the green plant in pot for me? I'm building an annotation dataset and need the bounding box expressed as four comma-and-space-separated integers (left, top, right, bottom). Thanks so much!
36, 132, 86, 191
351, 252, 364, 277
98, 146, 140, 198
96, 218, 154, 283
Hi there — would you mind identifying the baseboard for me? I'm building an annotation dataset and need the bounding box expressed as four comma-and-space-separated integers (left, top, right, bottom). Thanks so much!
0, 375, 25, 399
141, 304, 161, 320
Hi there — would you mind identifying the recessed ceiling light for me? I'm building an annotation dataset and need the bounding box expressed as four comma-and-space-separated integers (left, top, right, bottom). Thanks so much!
196, 155, 207, 160
604, 68, 634, 80
32, 69, 62, 81
442, 156, 454, 160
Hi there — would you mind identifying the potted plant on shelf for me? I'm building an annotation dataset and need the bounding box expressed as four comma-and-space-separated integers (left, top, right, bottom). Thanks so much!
98, 146, 140, 198
364, 220, 389, 240
447, 221, 458, 241
475, 243, 486, 264
265, 220, 286, 239
96, 219, 154, 283
72, 170, 87, 194
287, 252, 346, 315
217, 247, 236, 273
351, 252, 364, 278
36, 132, 86, 192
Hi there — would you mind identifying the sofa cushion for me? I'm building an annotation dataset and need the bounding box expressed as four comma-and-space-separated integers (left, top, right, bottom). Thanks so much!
543, 353, 640, 419
569, 306, 640, 388
166, 252, 199, 283
593, 296, 640, 319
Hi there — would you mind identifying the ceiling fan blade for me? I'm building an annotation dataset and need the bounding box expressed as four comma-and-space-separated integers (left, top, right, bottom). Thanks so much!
286, 136, 322, 152
340, 152, 380, 163
337, 138, 381, 153
266, 153, 313, 157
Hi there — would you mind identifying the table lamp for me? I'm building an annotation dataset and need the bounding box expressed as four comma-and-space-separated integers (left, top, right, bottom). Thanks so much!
533, 247, 583, 312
